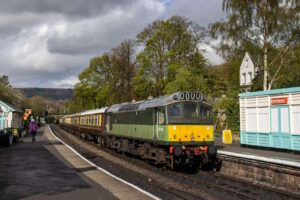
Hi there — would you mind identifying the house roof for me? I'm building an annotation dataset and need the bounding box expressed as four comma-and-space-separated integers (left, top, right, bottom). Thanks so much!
240, 52, 255, 71
0, 100, 23, 113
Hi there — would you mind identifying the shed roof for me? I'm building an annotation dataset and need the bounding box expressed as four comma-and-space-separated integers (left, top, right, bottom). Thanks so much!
0, 100, 23, 113
239, 86, 300, 98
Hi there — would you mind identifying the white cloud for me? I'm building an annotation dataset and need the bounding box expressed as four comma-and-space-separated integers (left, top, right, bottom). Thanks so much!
53, 75, 79, 88
0, 0, 225, 88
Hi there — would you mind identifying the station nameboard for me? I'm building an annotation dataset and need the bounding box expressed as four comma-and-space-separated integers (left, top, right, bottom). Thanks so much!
271, 97, 288, 105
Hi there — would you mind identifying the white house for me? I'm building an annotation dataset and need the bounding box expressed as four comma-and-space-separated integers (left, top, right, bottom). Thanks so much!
240, 52, 256, 91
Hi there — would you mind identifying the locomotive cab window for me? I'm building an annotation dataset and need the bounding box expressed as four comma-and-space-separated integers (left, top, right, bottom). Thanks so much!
167, 102, 213, 124
183, 102, 198, 118
168, 104, 181, 117
200, 104, 212, 118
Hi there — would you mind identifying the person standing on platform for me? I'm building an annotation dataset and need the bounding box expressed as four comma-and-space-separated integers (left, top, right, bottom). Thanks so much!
29, 119, 38, 142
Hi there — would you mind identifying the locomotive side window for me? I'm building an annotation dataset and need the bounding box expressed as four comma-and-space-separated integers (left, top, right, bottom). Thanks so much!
138, 109, 153, 125
158, 107, 165, 125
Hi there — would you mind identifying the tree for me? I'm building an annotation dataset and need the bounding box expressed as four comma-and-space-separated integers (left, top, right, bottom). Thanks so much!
109, 39, 136, 103
211, 0, 299, 90
72, 39, 136, 109
135, 16, 207, 97
204, 64, 228, 97
0, 75, 26, 108
214, 95, 240, 131
29, 96, 46, 116
0, 75, 14, 103
74, 53, 112, 110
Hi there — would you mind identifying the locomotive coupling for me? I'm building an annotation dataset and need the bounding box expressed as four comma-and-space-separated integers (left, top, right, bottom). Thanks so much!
170, 145, 184, 157
207, 145, 217, 158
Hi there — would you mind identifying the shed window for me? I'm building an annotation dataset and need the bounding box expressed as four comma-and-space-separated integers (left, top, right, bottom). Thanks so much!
257, 107, 269, 133
246, 108, 257, 132
292, 106, 300, 134
271, 108, 279, 132
281, 107, 289, 133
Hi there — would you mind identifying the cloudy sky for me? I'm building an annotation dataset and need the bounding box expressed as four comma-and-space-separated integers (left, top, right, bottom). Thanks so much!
0, 0, 225, 88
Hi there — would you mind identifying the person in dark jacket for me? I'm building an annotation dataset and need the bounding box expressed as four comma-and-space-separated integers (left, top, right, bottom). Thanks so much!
28, 119, 38, 142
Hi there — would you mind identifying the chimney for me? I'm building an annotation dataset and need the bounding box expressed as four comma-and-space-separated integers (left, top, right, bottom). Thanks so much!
147, 93, 153, 100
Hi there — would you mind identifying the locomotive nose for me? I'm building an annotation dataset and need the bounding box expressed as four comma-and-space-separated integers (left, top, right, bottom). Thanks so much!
207, 145, 217, 158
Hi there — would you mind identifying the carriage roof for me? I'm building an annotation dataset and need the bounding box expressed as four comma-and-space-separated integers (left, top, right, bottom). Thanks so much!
80, 107, 108, 116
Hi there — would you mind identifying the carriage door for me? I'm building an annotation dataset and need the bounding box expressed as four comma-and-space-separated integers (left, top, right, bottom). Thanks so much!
271, 106, 291, 149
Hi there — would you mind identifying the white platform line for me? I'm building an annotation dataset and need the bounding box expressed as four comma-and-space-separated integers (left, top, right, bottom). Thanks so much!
48, 125, 161, 200
218, 150, 300, 168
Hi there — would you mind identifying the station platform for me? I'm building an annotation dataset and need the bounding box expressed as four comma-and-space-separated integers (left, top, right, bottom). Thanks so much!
215, 138, 300, 167
0, 126, 156, 200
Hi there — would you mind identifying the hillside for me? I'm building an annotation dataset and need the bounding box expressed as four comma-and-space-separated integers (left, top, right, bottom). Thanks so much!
19, 88, 74, 100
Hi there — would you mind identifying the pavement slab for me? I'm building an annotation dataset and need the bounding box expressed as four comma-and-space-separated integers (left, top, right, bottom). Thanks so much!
0, 126, 154, 200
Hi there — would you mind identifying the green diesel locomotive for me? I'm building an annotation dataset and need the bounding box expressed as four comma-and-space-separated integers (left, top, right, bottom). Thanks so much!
60, 92, 221, 170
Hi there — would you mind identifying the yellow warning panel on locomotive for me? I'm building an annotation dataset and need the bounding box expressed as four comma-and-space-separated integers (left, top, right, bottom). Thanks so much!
222, 130, 233, 144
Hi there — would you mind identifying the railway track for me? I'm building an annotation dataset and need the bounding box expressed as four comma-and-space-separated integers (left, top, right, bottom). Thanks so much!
183, 175, 259, 200
50, 124, 300, 200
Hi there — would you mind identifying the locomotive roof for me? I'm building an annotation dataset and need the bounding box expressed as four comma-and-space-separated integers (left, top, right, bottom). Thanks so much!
107, 92, 207, 113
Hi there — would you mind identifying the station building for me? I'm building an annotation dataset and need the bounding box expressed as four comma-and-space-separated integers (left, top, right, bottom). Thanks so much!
239, 87, 300, 151
0, 100, 24, 144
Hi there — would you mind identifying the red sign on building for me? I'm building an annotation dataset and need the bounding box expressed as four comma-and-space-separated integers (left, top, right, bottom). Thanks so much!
270, 97, 288, 105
